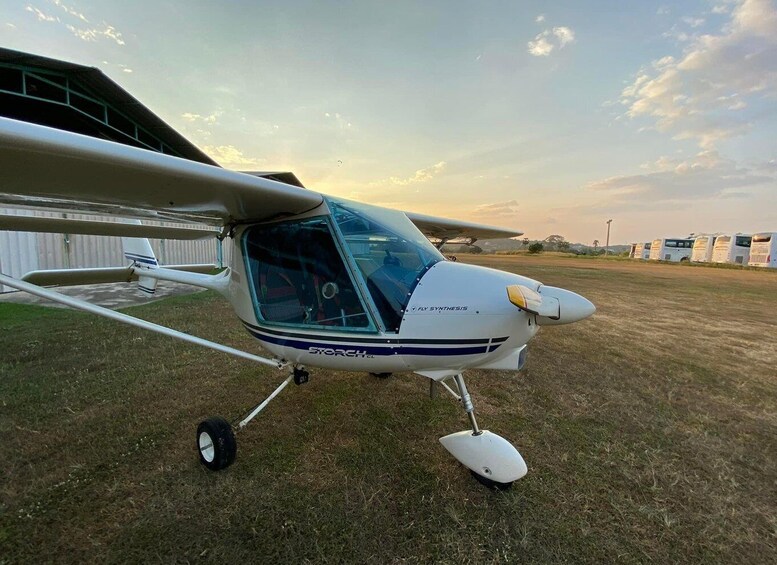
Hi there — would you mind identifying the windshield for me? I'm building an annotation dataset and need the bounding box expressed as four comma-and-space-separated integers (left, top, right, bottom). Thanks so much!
327, 197, 443, 332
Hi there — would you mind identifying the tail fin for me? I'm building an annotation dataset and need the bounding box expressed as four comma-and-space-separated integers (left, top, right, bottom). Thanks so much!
121, 221, 158, 296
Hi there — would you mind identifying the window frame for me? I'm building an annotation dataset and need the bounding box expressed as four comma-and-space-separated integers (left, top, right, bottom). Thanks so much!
241, 215, 381, 334
326, 197, 442, 333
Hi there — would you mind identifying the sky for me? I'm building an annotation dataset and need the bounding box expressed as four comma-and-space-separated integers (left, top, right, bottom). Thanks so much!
1, 0, 776, 244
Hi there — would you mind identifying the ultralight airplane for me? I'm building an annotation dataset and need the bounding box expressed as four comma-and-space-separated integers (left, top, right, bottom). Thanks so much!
0, 116, 594, 489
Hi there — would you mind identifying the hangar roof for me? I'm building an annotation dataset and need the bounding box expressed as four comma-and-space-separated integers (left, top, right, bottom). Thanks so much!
0, 47, 219, 165
0, 48, 304, 188
0, 47, 305, 187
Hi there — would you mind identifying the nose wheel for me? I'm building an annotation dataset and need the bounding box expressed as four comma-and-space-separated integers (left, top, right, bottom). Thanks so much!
436, 373, 528, 489
469, 469, 514, 490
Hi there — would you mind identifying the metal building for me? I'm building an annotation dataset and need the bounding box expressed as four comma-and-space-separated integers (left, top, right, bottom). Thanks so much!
0, 48, 301, 291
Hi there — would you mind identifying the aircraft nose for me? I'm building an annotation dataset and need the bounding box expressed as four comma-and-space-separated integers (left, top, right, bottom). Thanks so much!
506, 283, 595, 325
538, 285, 595, 325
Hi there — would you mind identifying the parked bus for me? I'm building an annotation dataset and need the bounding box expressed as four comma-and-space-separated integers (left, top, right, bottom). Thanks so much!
633, 242, 651, 260
711, 234, 751, 265
649, 238, 694, 262
748, 232, 777, 268
691, 235, 717, 263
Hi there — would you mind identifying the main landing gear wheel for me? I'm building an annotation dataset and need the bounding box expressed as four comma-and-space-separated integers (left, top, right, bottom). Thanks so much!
197, 417, 237, 471
369, 372, 392, 379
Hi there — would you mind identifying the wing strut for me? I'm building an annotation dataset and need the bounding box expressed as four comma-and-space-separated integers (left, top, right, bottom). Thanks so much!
0, 273, 284, 369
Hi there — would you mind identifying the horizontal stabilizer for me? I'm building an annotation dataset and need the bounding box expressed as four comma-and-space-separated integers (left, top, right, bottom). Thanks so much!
21, 264, 216, 287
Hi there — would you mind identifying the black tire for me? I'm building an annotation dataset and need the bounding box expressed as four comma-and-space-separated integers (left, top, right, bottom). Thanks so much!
197, 417, 237, 471
369, 372, 392, 379
470, 469, 513, 491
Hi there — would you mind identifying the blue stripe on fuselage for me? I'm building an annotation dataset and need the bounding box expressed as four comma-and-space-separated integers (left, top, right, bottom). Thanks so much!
240, 320, 505, 357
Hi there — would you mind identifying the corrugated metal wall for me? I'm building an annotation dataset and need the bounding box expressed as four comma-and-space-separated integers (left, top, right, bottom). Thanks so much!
0, 209, 39, 288
0, 207, 230, 292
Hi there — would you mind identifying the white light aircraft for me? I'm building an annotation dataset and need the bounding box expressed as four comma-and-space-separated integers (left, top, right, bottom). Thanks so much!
0, 117, 594, 489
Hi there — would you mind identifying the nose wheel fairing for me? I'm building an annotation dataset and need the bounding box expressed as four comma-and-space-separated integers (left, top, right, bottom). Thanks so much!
432, 372, 528, 488
439, 430, 528, 484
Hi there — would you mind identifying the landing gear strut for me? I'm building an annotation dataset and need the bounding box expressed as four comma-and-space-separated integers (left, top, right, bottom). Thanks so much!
196, 366, 309, 471
437, 372, 528, 489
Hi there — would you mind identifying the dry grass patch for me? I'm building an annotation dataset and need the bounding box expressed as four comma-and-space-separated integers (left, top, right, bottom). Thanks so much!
1, 256, 776, 563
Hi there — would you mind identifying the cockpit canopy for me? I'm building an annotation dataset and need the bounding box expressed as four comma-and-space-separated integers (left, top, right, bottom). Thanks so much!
328, 198, 443, 331
243, 197, 443, 333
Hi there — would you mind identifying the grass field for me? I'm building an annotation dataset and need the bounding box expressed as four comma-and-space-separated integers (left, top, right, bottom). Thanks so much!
1, 255, 775, 563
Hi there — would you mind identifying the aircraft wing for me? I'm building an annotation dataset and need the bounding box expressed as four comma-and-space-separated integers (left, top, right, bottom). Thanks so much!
405, 211, 523, 242
0, 117, 522, 242
0, 118, 322, 225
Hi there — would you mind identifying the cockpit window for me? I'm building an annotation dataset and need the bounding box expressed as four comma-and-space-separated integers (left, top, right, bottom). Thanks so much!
327, 197, 443, 332
243, 217, 373, 330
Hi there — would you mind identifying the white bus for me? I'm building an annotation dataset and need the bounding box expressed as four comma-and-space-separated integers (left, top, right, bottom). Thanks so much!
691, 235, 717, 263
711, 234, 751, 265
649, 238, 694, 262
633, 242, 651, 260
748, 232, 777, 268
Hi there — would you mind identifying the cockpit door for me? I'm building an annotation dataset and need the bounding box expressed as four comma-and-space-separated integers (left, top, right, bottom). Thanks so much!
243, 216, 377, 332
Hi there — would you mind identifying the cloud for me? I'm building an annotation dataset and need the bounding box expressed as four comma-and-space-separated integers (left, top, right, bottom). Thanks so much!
682, 16, 706, 28
472, 200, 521, 218
586, 150, 775, 202
51, 0, 88, 22
620, 0, 777, 148
25, 5, 58, 22
528, 32, 555, 56
756, 158, 777, 171
535, 14, 545, 23
553, 26, 575, 46
181, 112, 221, 124
203, 145, 265, 169
26, 2, 126, 46
66, 23, 125, 45
528, 26, 576, 56
323, 111, 353, 130
372, 161, 447, 187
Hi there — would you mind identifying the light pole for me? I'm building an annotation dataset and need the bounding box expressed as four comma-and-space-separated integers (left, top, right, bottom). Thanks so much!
605, 219, 612, 256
